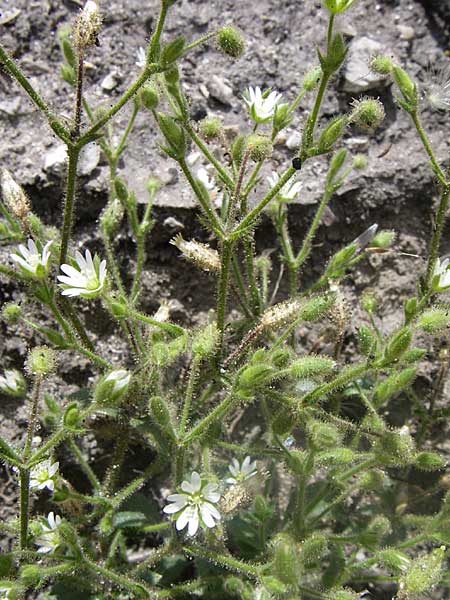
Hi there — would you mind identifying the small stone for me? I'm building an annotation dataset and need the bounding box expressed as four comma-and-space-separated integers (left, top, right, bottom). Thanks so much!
343, 37, 391, 93
345, 136, 370, 152
396, 25, 415, 41
79, 144, 101, 176
101, 71, 121, 91
43, 144, 67, 175
286, 131, 301, 150
0, 97, 21, 117
163, 216, 184, 231
161, 167, 179, 186
206, 75, 234, 106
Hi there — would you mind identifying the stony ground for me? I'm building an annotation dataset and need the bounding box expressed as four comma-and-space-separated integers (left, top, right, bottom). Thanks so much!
0, 0, 450, 597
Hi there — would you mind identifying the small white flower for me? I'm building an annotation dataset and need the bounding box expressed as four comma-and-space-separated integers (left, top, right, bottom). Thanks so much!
424, 62, 450, 112
267, 171, 302, 203
29, 458, 59, 492
104, 369, 131, 396
57, 249, 107, 298
432, 257, 450, 292
34, 512, 62, 554
136, 46, 146, 68
226, 456, 257, 485
0, 369, 26, 397
82, 0, 99, 18
196, 168, 215, 191
243, 86, 283, 123
10, 238, 53, 278
163, 471, 221, 537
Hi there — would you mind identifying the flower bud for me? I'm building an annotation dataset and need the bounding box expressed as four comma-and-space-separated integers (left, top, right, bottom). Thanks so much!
317, 447, 355, 466
384, 327, 412, 363
302, 65, 322, 91
216, 26, 245, 59
414, 451, 445, 471
171, 235, 220, 273
300, 294, 335, 322
114, 177, 129, 203
231, 134, 246, 166
352, 153, 368, 170
370, 229, 395, 249
319, 32, 348, 73
349, 97, 385, 131
246, 134, 273, 162
399, 547, 446, 597
393, 65, 418, 111
94, 369, 131, 404
323, 0, 357, 14
318, 116, 346, 152
360, 292, 378, 314
164, 66, 180, 85
25, 346, 57, 377
156, 113, 186, 160
238, 364, 274, 389
369, 54, 393, 75
63, 402, 83, 432
307, 420, 342, 449
418, 309, 450, 334
140, 84, 159, 110
192, 323, 219, 358
100, 198, 124, 235
378, 548, 411, 573
74, 1, 102, 48
1, 302, 22, 324
326, 148, 348, 184
260, 300, 301, 331
198, 116, 222, 141
110, 299, 129, 320
20, 565, 42, 587
0, 168, 31, 231
357, 325, 377, 356
290, 355, 335, 379
374, 426, 416, 466
160, 36, 185, 67
60, 64, 76, 85
402, 347, 427, 364
373, 367, 416, 406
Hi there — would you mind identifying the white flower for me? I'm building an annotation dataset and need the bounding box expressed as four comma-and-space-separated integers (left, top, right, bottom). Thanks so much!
243, 86, 283, 123
226, 456, 257, 485
136, 46, 146, 68
424, 62, 450, 112
34, 512, 62, 554
10, 238, 53, 278
163, 471, 221, 536
57, 249, 107, 298
29, 458, 59, 492
267, 171, 302, 203
82, 0, 99, 18
432, 257, 450, 292
0, 369, 26, 397
196, 168, 215, 191
104, 369, 131, 398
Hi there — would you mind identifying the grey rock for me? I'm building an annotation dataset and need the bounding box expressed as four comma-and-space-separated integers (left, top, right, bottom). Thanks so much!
0, 98, 21, 117
101, 71, 121, 91
43, 144, 67, 175
286, 131, 301, 150
206, 75, 234, 106
343, 37, 391, 93
396, 25, 415, 40
79, 144, 101, 176
163, 216, 185, 231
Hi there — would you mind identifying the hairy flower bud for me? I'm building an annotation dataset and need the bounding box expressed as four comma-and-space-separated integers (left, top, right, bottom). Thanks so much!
318, 116, 346, 152
398, 547, 446, 597
418, 309, 450, 334
1, 168, 31, 231
140, 84, 159, 110
307, 420, 343, 449
369, 54, 393, 75
393, 65, 418, 111
74, 1, 101, 48
373, 367, 416, 406
171, 235, 220, 273
290, 355, 335, 379
25, 346, 57, 377
349, 97, 385, 131
198, 116, 222, 142
302, 65, 322, 91
217, 26, 245, 58
261, 300, 301, 331
192, 323, 219, 358
414, 451, 445, 471
374, 426, 416, 466
246, 134, 273, 162
1, 302, 22, 324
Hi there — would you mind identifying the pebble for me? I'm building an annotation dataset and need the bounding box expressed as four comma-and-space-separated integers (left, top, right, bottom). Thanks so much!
163, 216, 185, 231
206, 75, 234, 106
43, 144, 67, 175
79, 144, 101, 176
0, 98, 21, 117
343, 37, 390, 93
286, 131, 301, 150
396, 25, 415, 40
101, 71, 121, 91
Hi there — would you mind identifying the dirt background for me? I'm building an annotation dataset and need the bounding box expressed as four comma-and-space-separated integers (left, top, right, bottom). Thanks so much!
0, 0, 450, 597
